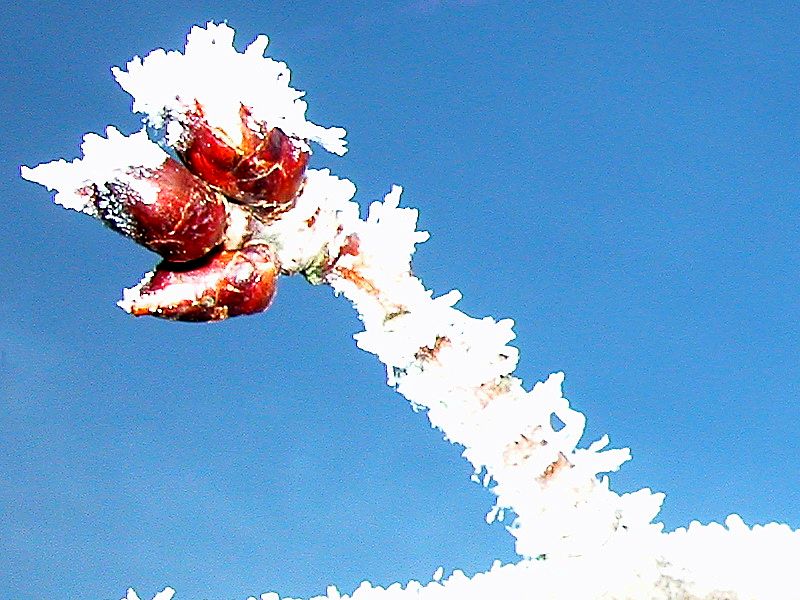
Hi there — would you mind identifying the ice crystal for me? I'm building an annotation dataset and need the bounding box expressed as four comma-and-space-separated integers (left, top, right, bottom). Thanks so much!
112, 23, 347, 155
21, 127, 166, 214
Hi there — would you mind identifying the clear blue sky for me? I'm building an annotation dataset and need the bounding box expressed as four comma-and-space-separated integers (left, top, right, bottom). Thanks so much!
2, 2, 798, 599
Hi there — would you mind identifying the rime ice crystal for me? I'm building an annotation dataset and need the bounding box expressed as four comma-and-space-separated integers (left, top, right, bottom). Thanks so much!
123, 588, 175, 600
21, 127, 229, 262
256, 168, 359, 275
21, 127, 167, 214
112, 23, 347, 156
318, 185, 666, 558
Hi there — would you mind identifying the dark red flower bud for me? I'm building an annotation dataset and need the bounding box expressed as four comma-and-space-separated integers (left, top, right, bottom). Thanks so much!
86, 158, 228, 262
179, 104, 309, 211
119, 244, 279, 321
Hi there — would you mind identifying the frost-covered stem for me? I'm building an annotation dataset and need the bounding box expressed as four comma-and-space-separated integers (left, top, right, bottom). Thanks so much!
289, 184, 661, 559
22, 22, 800, 600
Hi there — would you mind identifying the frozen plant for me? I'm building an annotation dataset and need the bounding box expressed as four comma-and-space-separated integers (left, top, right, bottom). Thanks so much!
22, 23, 799, 600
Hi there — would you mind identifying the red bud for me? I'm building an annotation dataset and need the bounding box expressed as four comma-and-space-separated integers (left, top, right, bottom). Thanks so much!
87, 158, 227, 262
180, 104, 309, 211
120, 244, 279, 321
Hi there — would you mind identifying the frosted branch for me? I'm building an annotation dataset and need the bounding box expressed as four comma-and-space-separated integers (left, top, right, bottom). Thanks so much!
22, 22, 799, 600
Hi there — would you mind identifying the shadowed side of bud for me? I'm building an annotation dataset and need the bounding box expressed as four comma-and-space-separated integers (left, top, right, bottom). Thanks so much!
119, 244, 279, 321
180, 105, 309, 212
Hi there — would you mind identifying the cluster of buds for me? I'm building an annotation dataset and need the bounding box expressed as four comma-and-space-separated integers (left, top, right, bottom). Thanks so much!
22, 24, 346, 321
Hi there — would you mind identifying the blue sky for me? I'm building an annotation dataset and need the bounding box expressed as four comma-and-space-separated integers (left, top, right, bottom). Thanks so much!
2, 2, 799, 599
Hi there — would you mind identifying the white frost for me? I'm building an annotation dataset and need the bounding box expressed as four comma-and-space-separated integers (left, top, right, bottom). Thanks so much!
112, 22, 347, 155
258, 168, 358, 274
126, 516, 800, 599
306, 183, 659, 558
26, 21, 800, 600
21, 126, 166, 213
122, 588, 175, 600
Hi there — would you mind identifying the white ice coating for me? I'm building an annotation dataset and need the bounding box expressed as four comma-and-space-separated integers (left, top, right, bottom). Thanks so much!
258, 168, 359, 274
151, 168, 794, 597
115, 270, 205, 316
124, 588, 174, 600
21, 127, 167, 214
124, 516, 800, 599
286, 179, 667, 559
112, 23, 347, 155
24, 22, 800, 600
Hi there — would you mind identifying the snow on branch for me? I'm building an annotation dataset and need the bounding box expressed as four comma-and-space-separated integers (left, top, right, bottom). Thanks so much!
22, 22, 799, 600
